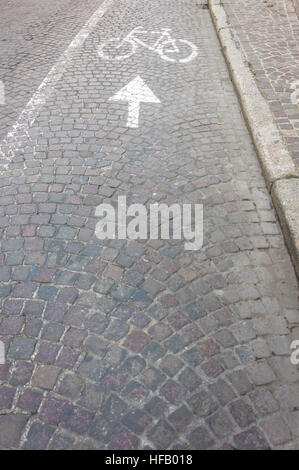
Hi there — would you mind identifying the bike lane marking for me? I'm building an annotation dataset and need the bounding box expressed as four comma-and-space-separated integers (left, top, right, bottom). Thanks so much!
109, 76, 161, 128
0, 0, 114, 163
97, 26, 199, 64
97, 25, 199, 128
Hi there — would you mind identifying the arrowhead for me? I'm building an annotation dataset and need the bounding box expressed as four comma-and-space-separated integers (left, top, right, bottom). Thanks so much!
109, 76, 160, 104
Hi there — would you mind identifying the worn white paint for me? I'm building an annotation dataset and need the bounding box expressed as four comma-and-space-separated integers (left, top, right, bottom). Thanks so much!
0, 340, 5, 364
290, 80, 299, 106
0, 0, 114, 163
109, 76, 161, 128
0, 81, 4, 105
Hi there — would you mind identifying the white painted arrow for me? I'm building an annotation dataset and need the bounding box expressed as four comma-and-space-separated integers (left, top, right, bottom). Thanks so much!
109, 76, 161, 128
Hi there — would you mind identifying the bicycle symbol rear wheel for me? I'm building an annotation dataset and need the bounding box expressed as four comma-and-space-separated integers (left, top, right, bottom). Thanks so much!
97, 38, 136, 60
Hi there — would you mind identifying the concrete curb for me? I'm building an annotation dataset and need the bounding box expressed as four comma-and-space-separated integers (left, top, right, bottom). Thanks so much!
293, 0, 299, 18
209, 0, 299, 277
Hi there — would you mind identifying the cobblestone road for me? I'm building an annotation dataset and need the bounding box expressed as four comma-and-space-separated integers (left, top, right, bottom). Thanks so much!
0, 0, 298, 450
0, 0, 112, 140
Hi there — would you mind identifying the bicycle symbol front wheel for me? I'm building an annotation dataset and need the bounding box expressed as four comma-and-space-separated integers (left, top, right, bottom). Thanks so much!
158, 39, 198, 63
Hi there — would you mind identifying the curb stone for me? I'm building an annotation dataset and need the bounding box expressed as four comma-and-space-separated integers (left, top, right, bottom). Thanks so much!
272, 178, 299, 274
293, 0, 299, 18
209, 0, 299, 278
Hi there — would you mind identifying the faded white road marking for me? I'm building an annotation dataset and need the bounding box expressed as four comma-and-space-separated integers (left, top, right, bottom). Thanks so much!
0, 340, 5, 364
290, 80, 299, 106
0, 81, 5, 105
0, 0, 114, 165
109, 76, 161, 128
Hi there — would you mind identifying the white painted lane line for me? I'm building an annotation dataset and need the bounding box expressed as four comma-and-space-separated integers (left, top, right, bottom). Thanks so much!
0, 340, 5, 364
0, 81, 5, 105
0, 0, 114, 165
109, 76, 161, 128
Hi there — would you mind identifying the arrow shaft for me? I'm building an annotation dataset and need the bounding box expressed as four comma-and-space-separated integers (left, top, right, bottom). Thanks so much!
127, 100, 140, 128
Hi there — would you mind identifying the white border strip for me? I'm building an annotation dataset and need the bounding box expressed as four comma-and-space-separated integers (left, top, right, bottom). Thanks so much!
0, 0, 114, 164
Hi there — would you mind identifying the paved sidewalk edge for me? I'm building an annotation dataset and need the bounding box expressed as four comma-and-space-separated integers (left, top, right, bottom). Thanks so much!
209, 0, 299, 278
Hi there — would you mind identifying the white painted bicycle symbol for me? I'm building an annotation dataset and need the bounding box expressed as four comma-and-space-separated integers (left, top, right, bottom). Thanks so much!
97, 26, 198, 63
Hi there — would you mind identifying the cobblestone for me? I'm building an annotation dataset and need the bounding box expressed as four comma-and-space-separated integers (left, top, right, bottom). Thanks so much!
0, 0, 297, 450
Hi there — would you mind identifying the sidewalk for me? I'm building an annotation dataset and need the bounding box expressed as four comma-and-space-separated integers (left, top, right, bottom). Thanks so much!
209, 0, 299, 277
220, 0, 299, 166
